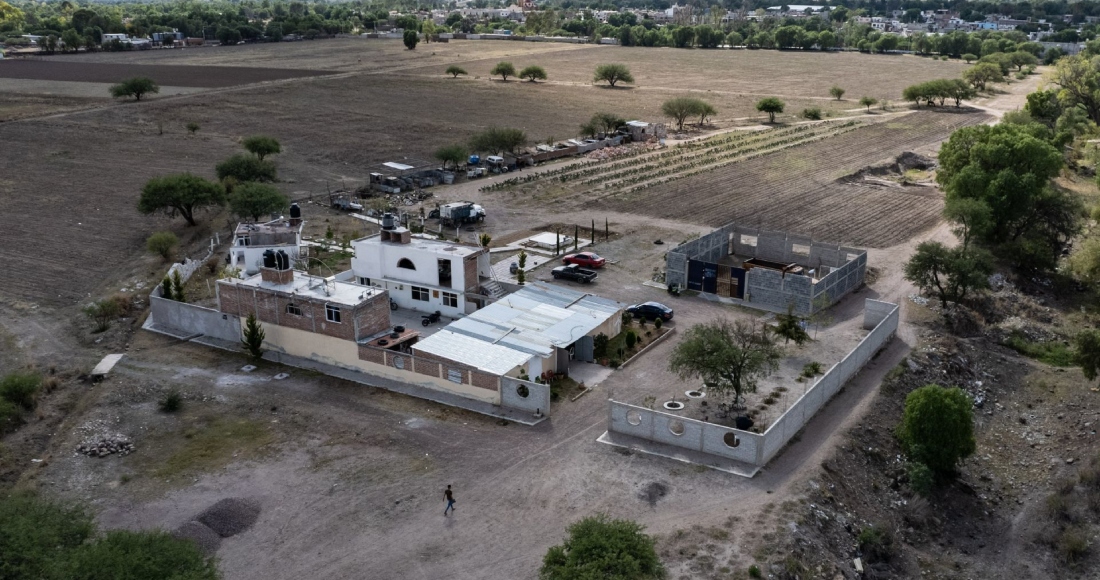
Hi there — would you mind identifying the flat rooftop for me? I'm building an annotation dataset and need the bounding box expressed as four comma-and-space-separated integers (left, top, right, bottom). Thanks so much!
355, 232, 482, 258
234, 218, 301, 237
414, 330, 533, 376
231, 271, 383, 307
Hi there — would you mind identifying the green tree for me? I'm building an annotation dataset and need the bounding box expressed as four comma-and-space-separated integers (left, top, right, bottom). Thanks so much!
138, 174, 226, 226
61, 28, 81, 52
540, 514, 664, 580
108, 77, 159, 101
146, 231, 179, 261
229, 182, 288, 221
445, 65, 467, 78
216, 26, 242, 44
490, 61, 516, 81
1069, 237, 1100, 284
590, 112, 626, 134
434, 143, 468, 170
242, 312, 265, 360
961, 52, 978, 63
937, 124, 1066, 250
593, 63, 634, 87
403, 28, 419, 50
519, 65, 548, 82
172, 270, 186, 303
671, 26, 694, 48
859, 96, 877, 111
668, 318, 781, 404
903, 241, 992, 309
962, 62, 1004, 90
161, 276, 175, 300
241, 135, 281, 160
774, 306, 809, 345
944, 78, 977, 107
896, 384, 975, 477
1009, 50, 1038, 71
216, 154, 277, 184
755, 97, 784, 123
695, 100, 717, 126
1075, 330, 1100, 382
829, 85, 845, 100
1051, 54, 1100, 124
943, 197, 991, 251
661, 97, 709, 131
469, 127, 527, 155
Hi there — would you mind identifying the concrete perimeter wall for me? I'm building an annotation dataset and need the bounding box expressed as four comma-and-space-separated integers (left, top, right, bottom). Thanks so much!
760, 299, 899, 463
607, 400, 764, 464
149, 296, 241, 342
606, 299, 898, 470
500, 376, 551, 416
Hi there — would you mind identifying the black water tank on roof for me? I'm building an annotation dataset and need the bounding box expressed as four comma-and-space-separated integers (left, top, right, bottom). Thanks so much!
262, 249, 276, 269
381, 213, 396, 230
275, 250, 289, 270
289, 203, 301, 219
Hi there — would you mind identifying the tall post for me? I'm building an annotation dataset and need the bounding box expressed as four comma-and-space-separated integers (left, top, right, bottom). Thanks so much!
591, 219, 595, 247
605, 218, 609, 242
574, 225, 579, 252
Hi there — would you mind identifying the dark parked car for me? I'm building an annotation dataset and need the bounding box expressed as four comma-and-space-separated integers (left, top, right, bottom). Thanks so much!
551, 264, 598, 284
626, 302, 673, 321
562, 252, 606, 268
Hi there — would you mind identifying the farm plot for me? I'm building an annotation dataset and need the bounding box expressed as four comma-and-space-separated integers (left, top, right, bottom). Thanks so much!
484, 119, 865, 203
600, 110, 992, 248
0, 59, 333, 88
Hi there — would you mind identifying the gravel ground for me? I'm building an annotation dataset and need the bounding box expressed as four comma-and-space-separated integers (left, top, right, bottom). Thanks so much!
174, 520, 223, 556
197, 498, 262, 538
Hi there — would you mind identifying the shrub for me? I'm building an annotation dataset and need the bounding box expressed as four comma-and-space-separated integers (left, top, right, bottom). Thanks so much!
84, 299, 121, 332
801, 107, 822, 120
625, 331, 637, 350
908, 461, 934, 497
0, 372, 42, 411
540, 514, 663, 580
159, 391, 183, 413
1004, 333, 1075, 367
242, 313, 265, 360
146, 231, 178, 261
593, 333, 610, 358
215, 153, 277, 183
445, 65, 467, 78
1057, 526, 1089, 563
858, 526, 893, 562
519, 65, 548, 82
896, 384, 975, 477
748, 564, 762, 578
186, 122, 200, 134
801, 361, 824, 377
109, 77, 159, 101
241, 135, 281, 160
654, 318, 662, 329
0, 398, 20, 428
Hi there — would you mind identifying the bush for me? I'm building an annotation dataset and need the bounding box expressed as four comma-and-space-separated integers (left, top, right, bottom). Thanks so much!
748, 564, 762, 578
60, 529, 219, 579
159, 391, 183, 413
896, 385, 975, 477
593, 333, 610, 358
83, 299, 121, 332
654, 318, 662, 329
215, 154, 277, 183
857, 526, 893, 563
801, 361, 824, 377
0, 398, 20, 428
801, 107, 822, 120
0, 372, 42, 410
540, 514, 663, 580
0, 492, 95, 579
1004, 333, 1076, 367
108, 77, 159, 101
625, 331, 637, 350
146, 231, 178, 261
908, 461, 934, 497
1057, 526, 1089, 563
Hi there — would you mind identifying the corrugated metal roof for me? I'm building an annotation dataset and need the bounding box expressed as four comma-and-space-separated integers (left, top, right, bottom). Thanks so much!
445, 283, 623, 356
414, 330, 533, 375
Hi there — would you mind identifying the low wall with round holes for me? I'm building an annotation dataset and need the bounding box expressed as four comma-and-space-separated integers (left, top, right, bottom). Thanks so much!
607, 400, 763, 465
500, 376, 551, 416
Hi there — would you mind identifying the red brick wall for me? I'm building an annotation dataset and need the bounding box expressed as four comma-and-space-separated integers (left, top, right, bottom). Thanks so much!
464, 255, 480, 293
414, 358, 440, 377
216, 281, 390, 343
470, 371, 500, 391
358, 345, 385, 364
353, 293, 392, 340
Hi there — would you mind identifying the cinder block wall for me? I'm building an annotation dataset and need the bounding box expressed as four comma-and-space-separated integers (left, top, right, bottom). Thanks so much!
500, 376, 551, 415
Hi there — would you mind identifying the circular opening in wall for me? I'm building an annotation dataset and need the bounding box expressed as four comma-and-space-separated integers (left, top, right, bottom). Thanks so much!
685, 390, 705, 399
668, 419, 685, 436
723, 433, 741, 448
626, 411, 642, 426
663, 401, 685, 411
516, 385, 530, 399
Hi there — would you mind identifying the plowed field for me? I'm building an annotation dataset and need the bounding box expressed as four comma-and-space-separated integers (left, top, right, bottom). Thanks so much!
601, 110, 991, 247
0, 59, 332, 87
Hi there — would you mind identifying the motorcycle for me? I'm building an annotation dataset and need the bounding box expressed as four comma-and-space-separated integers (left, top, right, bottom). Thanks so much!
390, 299, 398, 311
421, 310, 442, 326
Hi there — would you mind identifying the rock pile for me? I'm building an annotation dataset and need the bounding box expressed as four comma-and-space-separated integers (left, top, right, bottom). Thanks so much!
174, 498, 262, 556
76, 436, 134, 458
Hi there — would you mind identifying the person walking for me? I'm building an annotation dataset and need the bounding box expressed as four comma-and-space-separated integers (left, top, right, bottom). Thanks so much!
443, 485, 456, 516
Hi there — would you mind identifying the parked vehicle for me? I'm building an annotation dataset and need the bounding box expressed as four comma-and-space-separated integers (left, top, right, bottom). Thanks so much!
626, 302, 674, 321
509, 262, 518, 275
432, 202, 485, 226
330, 195, 362, 212
562, 252, 606, 269
551, 264, 598, 284
390, 299, 398, 311
421, 310, 442, 326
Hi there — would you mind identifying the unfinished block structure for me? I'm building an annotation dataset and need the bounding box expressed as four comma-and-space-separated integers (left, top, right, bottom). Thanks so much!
665, 223, 867, 315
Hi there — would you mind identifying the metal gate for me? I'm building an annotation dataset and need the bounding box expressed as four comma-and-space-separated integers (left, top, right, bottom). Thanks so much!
573, 335, 595, 363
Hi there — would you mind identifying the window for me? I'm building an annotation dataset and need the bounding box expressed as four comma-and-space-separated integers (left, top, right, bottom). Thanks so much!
325, 304, 341, 323
286, 303, 302, 316
442, 292, 458, 308
412, 286, 429, 302
358, 277, 371, 286
397, 258, 416, 270
447, 368, 463, 384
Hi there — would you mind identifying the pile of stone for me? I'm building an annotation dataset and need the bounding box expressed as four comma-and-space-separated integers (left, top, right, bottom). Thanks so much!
174, 498, 261, 556
76, 436, 134, 458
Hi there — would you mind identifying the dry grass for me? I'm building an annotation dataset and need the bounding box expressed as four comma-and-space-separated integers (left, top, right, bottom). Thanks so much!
152, 417, 274, 479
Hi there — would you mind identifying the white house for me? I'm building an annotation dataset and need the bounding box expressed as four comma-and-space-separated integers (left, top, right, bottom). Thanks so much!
351, 222, 492, 318
228, 205, 305, 275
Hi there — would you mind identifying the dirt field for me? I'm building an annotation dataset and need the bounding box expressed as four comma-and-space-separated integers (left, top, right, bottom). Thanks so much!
0, 59, 333, 87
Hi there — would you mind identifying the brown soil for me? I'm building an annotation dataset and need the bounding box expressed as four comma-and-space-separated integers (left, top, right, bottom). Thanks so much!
0, 59, 333, 87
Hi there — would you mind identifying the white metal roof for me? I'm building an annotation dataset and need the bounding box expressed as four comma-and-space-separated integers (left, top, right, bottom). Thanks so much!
414, 330, 533, 375
383, 161, 414, 171
446, 283, 623, 356
626, 120, 650, 127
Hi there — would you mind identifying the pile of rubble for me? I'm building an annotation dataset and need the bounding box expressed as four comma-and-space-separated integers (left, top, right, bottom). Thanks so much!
76, 436, 134, 458
585, 143, 649, 161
